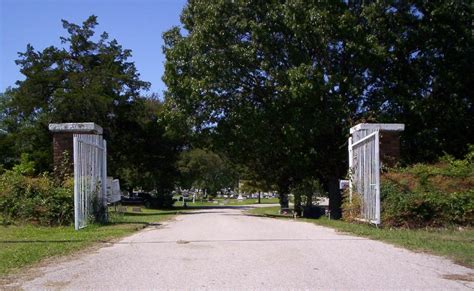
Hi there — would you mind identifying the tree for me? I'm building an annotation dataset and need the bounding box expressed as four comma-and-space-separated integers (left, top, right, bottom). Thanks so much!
239, 179, 273, 204
163, 1, 357, 211
177, 148, 237, 196
291, 178, 324, 216
3, 16, 183, 192
114, 97, 184, 194
349, 1, 474, 163
0, 92, 15, 170
163, 1, 473, 216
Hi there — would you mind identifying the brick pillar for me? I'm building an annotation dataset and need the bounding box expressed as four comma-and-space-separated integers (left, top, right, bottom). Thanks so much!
380, 131, 401, 168
350, 123, 405, 170
52, 132, 74, 173
49, 123, 103, 175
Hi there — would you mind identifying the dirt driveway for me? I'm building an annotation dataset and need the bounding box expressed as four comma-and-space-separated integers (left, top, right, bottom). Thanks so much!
6, 206, 473, 290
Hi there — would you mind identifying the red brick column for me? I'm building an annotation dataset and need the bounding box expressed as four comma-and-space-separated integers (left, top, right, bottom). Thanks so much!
52, 132, 74, 173
49, 123, 103, 175
380, 131, 401, 168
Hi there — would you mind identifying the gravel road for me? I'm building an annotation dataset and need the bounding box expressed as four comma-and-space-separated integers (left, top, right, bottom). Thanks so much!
8, 206, 473, 290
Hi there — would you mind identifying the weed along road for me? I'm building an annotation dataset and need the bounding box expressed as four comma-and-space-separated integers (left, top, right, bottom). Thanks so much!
9, 206, 473, 290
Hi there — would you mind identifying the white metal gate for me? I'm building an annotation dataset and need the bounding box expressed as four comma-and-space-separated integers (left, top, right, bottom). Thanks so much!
348, 129, 380, 224
73, 134, 107, 230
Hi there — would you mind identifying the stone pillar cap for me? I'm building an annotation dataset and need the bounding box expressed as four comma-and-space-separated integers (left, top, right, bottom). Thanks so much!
48, 122, 103, 134
350, 123, 404, 134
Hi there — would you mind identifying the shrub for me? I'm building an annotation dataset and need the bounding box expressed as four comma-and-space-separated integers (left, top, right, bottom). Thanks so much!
345, 148, 474, 228
145, 192, 175, 209
341, 189, 362, 222
380, 149, 474, 228
12, 153, 36, 176
0, 171, 73, 225
381, 181, 473, 227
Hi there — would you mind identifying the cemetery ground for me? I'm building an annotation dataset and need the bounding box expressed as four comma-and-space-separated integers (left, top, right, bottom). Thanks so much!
174, 197, 280, 207
2, 206, 473, 289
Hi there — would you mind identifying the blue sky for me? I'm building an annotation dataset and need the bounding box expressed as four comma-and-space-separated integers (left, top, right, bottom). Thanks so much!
0, 0, 187, 96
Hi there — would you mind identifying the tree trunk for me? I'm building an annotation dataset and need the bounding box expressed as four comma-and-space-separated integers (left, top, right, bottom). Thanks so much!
258, 191, 261, 204
277, 178, 290, 209
278, 181, 290, 209
306, 192, 313, 207
328, 177, 342, 219
279, 193, 289, 208
294, 193, 302, 217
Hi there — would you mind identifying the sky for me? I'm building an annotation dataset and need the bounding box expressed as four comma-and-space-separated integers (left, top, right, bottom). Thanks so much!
0, 0, 187, 96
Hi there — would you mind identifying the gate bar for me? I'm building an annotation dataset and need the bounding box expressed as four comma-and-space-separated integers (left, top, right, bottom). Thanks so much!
350, 131, 378, 148
73, 136, 80, 230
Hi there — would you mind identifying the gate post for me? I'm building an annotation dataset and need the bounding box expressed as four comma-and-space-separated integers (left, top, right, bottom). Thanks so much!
49, 123, 103, 175
348, 123, 404, 225
49, 123, 105, 230
348, 136, 353, 203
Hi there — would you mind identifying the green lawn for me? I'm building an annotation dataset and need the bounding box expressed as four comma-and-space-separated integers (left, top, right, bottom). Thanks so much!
174, 197, 279, 207
247, 206, 474, 268
0, 207, 176, 277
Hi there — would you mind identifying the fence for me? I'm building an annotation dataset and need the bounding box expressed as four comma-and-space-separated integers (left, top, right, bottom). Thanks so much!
349, 129, 381, 225
73, 134, 107, 230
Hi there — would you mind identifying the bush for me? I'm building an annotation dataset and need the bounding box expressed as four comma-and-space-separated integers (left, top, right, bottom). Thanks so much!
381, 181, 473, 227
0, 171, 73, 225
144, 192, 175, 209
341, 189, 362, 222
380, 149, 474, 228
344, 148, 474, 228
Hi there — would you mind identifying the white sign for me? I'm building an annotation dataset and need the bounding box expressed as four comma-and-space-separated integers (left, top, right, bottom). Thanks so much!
107, 177, 121, 203
339, 179, 350, 190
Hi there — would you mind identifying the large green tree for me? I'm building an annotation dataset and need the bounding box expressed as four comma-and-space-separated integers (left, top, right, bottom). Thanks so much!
163, 1, 473, 215
0, 92, 15, 171
352, 1, 474, 162
2, 16, 183, 192
163, 1, 360, 212
177, 148, 238, 196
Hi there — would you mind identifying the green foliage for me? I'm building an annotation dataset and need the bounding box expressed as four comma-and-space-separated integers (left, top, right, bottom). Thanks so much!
381, 182, 473, 227
239, 178, 274, 195
380, 151, 474, 227
12, 153, 35, 176
0, 171, 73, 226
341, 189, 362, 222
361, 1, 474, 163
1, 16, 184, 192
291, 178, 324, 215
163, 1, 353, 208
142, 192, 175, 209
163, 1, 473, 211
53, 151, 72, 186
113, 97, 184, 193
177, 148, 237, 195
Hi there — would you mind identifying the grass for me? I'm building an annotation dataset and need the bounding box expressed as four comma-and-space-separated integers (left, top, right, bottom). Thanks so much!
175, 197, 280, 207
0, 207, 177, 277
247, 206, 474, 268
